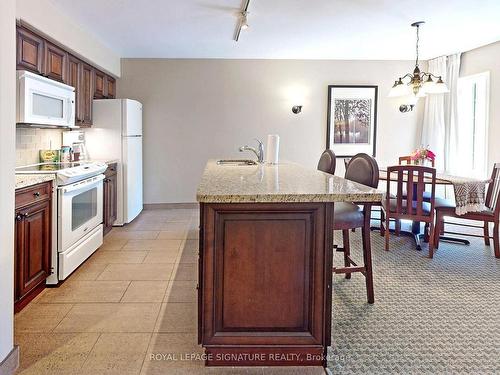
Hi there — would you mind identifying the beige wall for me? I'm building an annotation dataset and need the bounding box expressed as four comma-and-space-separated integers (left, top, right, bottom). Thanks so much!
16, 0, 121, 76
0, 0, 16, 363
460, 41, 500, 168
119, 59, 423, 204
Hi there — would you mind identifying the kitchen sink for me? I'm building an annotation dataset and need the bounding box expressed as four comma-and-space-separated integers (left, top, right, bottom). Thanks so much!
217, 159, 258, 166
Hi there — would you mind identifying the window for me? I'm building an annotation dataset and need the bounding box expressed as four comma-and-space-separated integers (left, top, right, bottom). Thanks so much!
456, 72, 490, 178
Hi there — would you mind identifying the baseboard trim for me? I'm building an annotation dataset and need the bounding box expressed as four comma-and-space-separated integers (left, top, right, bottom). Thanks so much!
0, 346, 19, 375
144, 203, 199, 210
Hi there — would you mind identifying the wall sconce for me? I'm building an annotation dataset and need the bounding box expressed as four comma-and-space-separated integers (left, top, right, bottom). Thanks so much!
292, 105, 302, 114
399, 104, 414, 113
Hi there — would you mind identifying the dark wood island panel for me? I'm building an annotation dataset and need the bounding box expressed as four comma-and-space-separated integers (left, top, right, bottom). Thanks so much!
199, 202, 334, 366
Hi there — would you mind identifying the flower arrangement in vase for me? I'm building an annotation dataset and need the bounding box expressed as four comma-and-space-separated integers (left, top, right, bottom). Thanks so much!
410, 146, 435, 166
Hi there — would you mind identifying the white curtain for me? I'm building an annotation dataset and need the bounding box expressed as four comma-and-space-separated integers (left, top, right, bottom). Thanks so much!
421, 53, 461, 173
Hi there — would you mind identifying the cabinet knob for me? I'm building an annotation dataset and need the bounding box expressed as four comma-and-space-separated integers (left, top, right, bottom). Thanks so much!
15, 214, 23, 221
23, 212, 29, 218
33, 191, 41, 197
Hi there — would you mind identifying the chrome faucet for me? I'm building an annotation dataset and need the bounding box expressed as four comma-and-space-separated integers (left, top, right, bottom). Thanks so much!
239, 138, 264, 163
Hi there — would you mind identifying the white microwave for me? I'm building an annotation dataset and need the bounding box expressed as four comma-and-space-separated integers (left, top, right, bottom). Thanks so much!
17, 70, 76, 128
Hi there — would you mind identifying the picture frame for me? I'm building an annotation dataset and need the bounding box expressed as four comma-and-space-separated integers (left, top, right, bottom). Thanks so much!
326, 85, 378, 158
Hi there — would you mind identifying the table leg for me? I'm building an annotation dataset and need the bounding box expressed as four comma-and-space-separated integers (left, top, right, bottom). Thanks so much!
371, 220, 424, 250
411, 220, 423, 250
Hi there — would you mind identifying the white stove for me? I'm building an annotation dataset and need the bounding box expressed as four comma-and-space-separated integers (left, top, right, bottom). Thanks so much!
16, 161, 108, 284
15, 161, 107, 185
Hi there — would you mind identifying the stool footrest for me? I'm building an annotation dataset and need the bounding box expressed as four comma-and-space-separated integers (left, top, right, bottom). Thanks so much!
346, 256, 358, 267
334, 266, 365, 275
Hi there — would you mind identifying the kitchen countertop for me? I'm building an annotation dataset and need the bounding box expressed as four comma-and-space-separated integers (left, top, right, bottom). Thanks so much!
196, 160, 384, 203
15, 174, 55, 190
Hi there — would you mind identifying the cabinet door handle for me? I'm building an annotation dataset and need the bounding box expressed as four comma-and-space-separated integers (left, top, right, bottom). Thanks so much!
33, 191, 41, 197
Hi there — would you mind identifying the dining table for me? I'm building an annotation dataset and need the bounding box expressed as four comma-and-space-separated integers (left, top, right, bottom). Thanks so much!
377, 168, 488, 250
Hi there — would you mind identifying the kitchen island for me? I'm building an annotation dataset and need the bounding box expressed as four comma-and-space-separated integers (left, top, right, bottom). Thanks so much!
196, 160, 383, 367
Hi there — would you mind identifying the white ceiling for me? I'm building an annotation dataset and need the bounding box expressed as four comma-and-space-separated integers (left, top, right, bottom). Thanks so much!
49, 0, 500, 60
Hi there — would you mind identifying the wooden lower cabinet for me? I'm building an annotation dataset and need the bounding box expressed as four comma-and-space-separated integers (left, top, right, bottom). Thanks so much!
103, 163, 118, 235
199, 202, 333, 367
15, 182, 53, 313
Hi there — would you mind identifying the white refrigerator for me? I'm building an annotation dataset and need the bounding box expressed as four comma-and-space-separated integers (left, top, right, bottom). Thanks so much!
85, 99, 143, 225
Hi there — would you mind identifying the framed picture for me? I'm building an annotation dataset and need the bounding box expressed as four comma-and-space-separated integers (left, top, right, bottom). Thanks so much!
326, 85, 378, 157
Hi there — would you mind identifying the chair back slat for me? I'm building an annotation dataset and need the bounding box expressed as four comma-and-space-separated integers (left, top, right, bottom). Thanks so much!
398, 155, 435, 167
416, 172, 425, 216
396, 170, 403, 214
386, 165, 436, 221
486, 163, 500, 213
406, 170, 414, 214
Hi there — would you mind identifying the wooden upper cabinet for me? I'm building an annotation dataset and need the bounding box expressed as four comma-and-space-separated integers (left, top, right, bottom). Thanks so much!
44, 41, 68, 82
67, 55, 81, 123
94, 70, 106, 99
107, 77, 116, 99
95, 70, 116, 99
16, 27, 44, 74
80, 63, 94, 127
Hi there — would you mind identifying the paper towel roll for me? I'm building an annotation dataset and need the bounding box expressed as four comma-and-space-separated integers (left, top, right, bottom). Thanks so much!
266, 134, 280, 164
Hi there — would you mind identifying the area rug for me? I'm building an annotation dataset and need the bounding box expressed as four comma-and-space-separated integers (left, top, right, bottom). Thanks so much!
328, 229, 500, 374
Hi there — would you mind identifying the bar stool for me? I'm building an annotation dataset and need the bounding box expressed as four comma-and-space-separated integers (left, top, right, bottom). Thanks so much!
317, 149, 336, 174
333, 153, 379, 304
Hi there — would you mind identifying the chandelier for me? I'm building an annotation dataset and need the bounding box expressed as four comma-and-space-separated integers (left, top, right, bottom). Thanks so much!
389, 22, 449, 99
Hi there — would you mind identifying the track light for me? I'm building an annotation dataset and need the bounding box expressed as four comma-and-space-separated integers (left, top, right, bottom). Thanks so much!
234, 0, 250, 42
240, 12, 249, 30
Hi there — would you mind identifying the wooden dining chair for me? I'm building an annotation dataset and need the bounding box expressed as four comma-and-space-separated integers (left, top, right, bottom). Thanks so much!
317, 149, 336, 175
381, 165, 437, 257
399, 155, 435, 168
343, 158, 351, 170
332, 153, 379, 304
434, 163, 500, 258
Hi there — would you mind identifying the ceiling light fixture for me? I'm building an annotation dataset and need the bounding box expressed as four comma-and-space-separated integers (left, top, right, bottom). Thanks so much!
388, 22, 449, 100
234, 0, 250, 42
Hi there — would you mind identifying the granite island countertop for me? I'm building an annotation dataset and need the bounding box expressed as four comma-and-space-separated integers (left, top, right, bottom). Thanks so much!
196, 160, 384, 203
15, 174, 55, 190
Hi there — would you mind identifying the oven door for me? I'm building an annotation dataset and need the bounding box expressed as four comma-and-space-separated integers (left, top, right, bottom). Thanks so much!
58, 174, 104, 252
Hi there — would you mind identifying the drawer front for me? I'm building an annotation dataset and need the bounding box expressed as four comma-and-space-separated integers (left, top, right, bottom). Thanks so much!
105, 163, 117, 177
16, 182, 52, 209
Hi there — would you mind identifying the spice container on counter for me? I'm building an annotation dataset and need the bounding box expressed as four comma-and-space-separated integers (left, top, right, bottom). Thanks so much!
60, 146, 72, 163
72, 143, 81, 161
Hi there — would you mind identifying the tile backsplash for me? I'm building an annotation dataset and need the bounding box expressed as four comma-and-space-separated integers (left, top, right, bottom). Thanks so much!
16, 128, 63, 166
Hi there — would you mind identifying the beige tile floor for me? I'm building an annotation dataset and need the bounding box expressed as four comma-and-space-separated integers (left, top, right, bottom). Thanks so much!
14, 208, 326, 375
